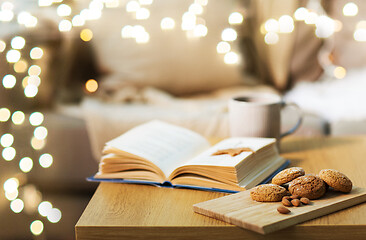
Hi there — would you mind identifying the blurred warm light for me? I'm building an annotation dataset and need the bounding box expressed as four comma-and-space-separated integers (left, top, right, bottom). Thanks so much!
216, 41, 231, 54
0, 108, 11, 122
17, 11, 31, 24
10, 199, 24, 213
315, 16, 335, 38
30, 220, 44, 236
57, 4, 71, 16
343, 2, 358, 16
264, 32, 279, 45
80, 29, 93, 42
28, 76, 41, 87
195, 0, 208, 6
59, 20, 72, 32
14, 60, 28, 73
29, 112, 44, 126
3, 178, 19, 192
24, 16, 37, 28
22, 76, 29, 88
136, 8, 150, 20
294, 7, 308, 21
11, 36, 26, 49
160, 17, 175, 30
5, 189, 18, 201
2, 1, 14, 10
0, 9, 14, 22
38, 201, 52, 217
126, 1, 140, 12
28, 65, 41, 76
260, 23, 266, 34
39, 153, 53, 168
356, 21, 366, 29
139, 0, 153, 5
6, 49, 21, 63
31, 137, 46, 150
228, 12, 243, 25
85, 79, 98, 93
221, 28, 237, 41
334, 66, 346, 79
193, 24, 208, 37
135, 30, 150, 44
181, 12, 196, 31
38, 0, 52, 7
47, 208, 62, 223
278, 15, 294, 33
224, 52, 239, 64
1, 133, 14, 147
334, 20, 343, 32
30, 47, 43, 59
354, 29, 366, 41
12, 111, 25, 125
34, 126, 48, 140
2, 147, 16, 161
304, 12, 318, 25
19, 157, 33, 173
121, 25, 134, 38
2, 74, 16, 88
24, 85, 38, 98
106, 0, 119, 8
189, 3, 203, 15
264, 18, 279, 32
89, 1, 104, 11
0, 40, 6, 52
72, 15, 85, 27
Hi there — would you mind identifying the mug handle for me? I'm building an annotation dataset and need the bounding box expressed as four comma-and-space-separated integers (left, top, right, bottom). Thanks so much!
280, 101, 303, 138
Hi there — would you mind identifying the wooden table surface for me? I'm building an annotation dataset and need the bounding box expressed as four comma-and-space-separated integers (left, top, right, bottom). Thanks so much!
75, 137, 366, 240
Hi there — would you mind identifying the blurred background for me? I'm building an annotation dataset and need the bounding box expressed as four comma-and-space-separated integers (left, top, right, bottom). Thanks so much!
1, 0, 366, 239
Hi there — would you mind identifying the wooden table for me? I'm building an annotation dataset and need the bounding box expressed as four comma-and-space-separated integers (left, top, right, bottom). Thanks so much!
75, 137, 366, 240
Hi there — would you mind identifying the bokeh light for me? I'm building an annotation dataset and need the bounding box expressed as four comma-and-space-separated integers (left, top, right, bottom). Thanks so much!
216, 41, 231, 54
224, 52, 239, 64
57, 4, 72, 16
47, 208, 62, 223
0, 108, 11, 122
6, 49, 21, 63
72, 15, 85, 27
39, 153, 53, 168
10, 199, 24, 213
11, 36, 26, 49
30, 220, 44, 236
29, 112, 44, 126
24, 85, 38, 98
264, 19, 279, 32
228, 12, 243, 25
160, 17, 175, 30
334, 66, 346, 79
135, 7, 150, 19
2, 147, 16, 161
28, 65, 41, 76
85, 79, 98, 93
34, 126, 48, 140
19, 157, 33, 173
5, 189, 18, 201
126, 1, 140, 12
14, 60, 28, 73
264, 32, 279, 45
59, 20, 72, 32
80, 29, 93, 42
30, 47, 43, 59
221, 28, 237, 41
343, 2, 358, 16
3, 178, 19, 192
1, 133, 14, 147
12, 111, 25, 125
31, 137, 46, 150
38, 201, 52, 217
2, 74, 16, 88
0, 40, 6, 52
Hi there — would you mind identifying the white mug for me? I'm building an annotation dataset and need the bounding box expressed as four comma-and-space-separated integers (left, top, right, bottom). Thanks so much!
228, 93, 302, 142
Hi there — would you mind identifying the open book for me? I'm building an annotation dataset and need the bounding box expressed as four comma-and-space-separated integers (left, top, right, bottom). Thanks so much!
89, 120, 288, 193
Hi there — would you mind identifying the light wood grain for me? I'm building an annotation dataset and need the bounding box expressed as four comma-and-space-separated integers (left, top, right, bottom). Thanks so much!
194, 187, 366, 234
76, 136, 366, 240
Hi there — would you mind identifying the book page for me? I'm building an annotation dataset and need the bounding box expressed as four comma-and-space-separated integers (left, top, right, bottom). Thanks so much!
105, 120, 210, 178
181, 138, 276, 167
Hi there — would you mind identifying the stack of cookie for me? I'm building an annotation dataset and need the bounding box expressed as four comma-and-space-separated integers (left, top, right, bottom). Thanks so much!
250, 167, 353, 214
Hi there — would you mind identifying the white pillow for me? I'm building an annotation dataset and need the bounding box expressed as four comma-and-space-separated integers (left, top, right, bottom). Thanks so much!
78, 0, 244, 95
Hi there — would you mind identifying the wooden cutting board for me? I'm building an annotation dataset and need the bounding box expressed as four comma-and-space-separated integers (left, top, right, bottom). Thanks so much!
193, 186, 366, 235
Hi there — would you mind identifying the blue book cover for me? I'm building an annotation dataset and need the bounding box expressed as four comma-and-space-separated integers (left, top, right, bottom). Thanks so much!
87, 160, 290, 194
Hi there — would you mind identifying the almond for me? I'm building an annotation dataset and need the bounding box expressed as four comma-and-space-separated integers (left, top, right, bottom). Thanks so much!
282, 198, 292, 207
291, 199, 301, 207
300, 197, 310, 205
277, 206, 291, 214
